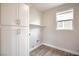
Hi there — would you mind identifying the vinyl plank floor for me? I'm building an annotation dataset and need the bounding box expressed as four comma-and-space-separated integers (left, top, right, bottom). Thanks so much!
30, 45, 78, 56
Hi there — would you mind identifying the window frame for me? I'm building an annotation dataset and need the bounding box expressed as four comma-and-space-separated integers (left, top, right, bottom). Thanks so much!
56, 9, 74, 30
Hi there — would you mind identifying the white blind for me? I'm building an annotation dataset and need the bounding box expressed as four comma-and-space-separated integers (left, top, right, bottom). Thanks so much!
56, 9, 73, 21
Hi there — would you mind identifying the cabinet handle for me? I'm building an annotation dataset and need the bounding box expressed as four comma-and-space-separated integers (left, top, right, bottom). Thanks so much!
16, 29, 21, 35
29, 33, 31, 36
16, 19, 20, 26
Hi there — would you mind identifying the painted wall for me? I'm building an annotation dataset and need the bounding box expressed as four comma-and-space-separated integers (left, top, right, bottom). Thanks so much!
29, 6, 43, 50
30, 6, 42, 25
0, 4, 1, 55
42, 3, 79, 55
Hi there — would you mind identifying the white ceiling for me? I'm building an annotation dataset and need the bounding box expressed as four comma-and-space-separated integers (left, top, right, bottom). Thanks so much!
28, 3, 64, 12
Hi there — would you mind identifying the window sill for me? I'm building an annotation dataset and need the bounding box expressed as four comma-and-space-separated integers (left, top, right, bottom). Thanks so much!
56, 28, 73, 30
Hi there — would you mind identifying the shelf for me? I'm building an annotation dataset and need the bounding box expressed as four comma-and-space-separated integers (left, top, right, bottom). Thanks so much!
29, 24, 46, 28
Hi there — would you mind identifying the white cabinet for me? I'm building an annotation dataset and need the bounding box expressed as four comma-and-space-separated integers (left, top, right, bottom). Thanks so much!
0, 27, 18, 56
18, 4, 29, 26
0, 4, 29, 56
17, 27, 29, 56
1, 4, 17, 25
0, 27, 29, 56
1, 3, 29, 26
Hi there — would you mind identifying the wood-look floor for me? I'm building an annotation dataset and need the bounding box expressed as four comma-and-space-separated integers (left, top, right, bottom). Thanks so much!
30, 45, 77, 56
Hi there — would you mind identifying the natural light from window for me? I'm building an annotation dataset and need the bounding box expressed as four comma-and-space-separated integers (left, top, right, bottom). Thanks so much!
56, 9, 73, 30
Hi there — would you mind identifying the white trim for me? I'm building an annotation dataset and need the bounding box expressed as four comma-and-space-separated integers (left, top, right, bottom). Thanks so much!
56, 9, 73, 16
29, 43, 42, 52
42, 43, 79, 55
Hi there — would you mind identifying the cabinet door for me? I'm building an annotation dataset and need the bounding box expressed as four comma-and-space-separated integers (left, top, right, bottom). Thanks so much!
1, 4, 17, 25
17, 27, 29, 56
0, 27, 18, 56
0, 27, 29, 56
18, 4, 29, 26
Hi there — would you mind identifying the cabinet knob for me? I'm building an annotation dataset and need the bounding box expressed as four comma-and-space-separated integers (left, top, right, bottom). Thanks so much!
16, 19, 20, 26
16, 29, 21, 35
29, 33, 31, 36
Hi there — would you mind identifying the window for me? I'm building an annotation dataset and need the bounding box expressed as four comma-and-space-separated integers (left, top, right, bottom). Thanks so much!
56, 9, 73, 30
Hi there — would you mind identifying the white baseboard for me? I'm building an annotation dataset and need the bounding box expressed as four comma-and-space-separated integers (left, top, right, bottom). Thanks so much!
42, 43, 79, 55
30, 43, 42, 52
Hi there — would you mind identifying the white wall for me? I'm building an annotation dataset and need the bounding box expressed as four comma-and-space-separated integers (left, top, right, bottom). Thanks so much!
0, 29, 1, 55
42, 3, 79, 55
30, 7, 42, 25
0, 4, 1, 55
29, 7, 43, 50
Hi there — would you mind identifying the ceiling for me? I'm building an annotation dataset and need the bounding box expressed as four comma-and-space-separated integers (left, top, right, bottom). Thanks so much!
28, 3, 64, 12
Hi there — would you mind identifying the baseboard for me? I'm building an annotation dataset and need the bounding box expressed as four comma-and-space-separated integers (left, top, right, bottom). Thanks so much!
42, 43, 79, 55
30, 43, 42, 52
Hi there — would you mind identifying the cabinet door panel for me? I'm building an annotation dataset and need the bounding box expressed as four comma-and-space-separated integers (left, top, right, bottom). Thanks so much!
19, 4, 29, 26
0, 27, 17, 56
0, 27, 29, 56
17, 27, 29, 56
1, 4, 29, 26
1, 4, 17, 25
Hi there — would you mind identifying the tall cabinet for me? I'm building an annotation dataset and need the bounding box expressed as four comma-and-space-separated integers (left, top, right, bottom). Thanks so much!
0, 3, 29, 56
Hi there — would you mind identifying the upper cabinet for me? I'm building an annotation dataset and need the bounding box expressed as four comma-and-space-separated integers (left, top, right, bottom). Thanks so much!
0, 3, 29, 26
1, 4, 17, 26
18, 4, 29, 26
